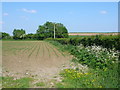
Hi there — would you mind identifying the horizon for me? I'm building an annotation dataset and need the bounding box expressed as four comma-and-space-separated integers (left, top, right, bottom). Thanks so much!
1, 31, 119, 36
1, 2, 118, 35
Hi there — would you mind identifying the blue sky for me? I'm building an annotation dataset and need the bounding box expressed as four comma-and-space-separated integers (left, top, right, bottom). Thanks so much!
2, 2, 118, 35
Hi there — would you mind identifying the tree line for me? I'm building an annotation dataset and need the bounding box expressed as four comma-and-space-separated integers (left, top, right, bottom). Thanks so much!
1, 21, 68, 40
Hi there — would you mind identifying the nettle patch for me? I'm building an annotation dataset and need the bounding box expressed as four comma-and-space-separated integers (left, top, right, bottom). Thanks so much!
71, 44, 119, 69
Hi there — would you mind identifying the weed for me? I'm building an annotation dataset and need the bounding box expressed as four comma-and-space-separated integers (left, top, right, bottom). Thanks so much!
35, 82, 45, 87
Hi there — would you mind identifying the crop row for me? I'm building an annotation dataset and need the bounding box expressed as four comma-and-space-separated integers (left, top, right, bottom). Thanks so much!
3, 41, 65, 59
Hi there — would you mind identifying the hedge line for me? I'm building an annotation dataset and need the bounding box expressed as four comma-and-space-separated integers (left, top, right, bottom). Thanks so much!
46, 35, 120, 51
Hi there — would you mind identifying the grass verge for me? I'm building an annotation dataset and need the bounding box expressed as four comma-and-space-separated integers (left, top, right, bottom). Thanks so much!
48, 40, 119, 88
2, 77, 33, 88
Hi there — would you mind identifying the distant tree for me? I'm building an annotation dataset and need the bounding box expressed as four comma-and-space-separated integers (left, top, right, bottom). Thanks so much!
55, 23, 68, 38
1, 32, 11, 39
33, 34, 39, 40
36, 22, 68, 40
13, 29, 26, 39
36, 25, 46, 40
25, 33, 34, 39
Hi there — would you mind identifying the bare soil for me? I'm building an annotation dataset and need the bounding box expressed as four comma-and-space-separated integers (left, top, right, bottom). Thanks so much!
2, 41, 72, 87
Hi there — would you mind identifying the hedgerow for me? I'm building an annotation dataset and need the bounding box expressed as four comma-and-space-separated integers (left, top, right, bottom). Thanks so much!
46, 35, 120, 51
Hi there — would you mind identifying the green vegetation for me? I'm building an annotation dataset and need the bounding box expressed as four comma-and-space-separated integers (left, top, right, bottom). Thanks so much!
0, 32, 11, 39
2, 77, 33, 88
1, 21, 68, 40
35, 82, 45, 87
36, 21, 68, 40
49, 40, 119, 88
25, 33, 35, 40
13, 29, 26, 40
47, 35, 120, 51
71, 44, 119, 69
56, 66, 118, 88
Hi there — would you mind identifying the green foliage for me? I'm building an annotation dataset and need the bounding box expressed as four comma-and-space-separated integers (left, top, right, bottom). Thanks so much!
49, 40, 119, 69
1, 32, 11, 39
71, 45, 119, 69
48, 35, 120, 51
25, 33, 34, 40
13, 29, 26, 40
36, 21, 68, 40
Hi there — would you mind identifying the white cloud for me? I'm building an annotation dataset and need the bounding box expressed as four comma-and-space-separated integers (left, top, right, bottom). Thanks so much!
22, 8, 37, 13
100, 10, 108, 14
3, 13, 8, 16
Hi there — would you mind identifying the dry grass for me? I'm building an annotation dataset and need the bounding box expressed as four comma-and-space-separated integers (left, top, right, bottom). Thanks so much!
69, 32, 118, 36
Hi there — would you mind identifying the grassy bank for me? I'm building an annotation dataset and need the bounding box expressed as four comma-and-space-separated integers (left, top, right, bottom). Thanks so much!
49, 41, 119, 88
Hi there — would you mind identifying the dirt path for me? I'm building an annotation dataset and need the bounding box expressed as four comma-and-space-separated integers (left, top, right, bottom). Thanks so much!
2, 41, 72, 87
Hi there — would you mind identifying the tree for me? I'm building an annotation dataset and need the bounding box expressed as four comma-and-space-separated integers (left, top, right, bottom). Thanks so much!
55, 23, 68, 38
25, 33, 34, 40
1, 32, 11, 39
13, 29, 26, 39
36, 21, 68, 40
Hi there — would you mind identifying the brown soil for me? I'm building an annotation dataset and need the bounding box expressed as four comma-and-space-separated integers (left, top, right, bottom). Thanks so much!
2, 41, 72, 87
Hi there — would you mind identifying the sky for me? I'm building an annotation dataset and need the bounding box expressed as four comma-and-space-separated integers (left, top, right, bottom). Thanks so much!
1, 2, 118, 35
